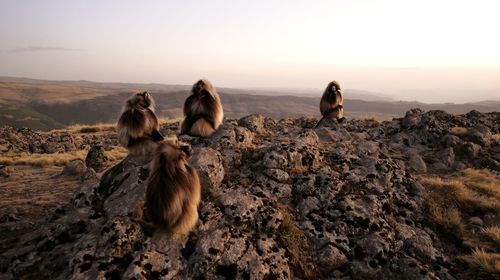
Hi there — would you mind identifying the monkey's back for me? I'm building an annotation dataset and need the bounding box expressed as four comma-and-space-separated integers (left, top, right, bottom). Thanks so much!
145, 165, 201, 233
320, 91, 343, 117
117, 108, 159, 144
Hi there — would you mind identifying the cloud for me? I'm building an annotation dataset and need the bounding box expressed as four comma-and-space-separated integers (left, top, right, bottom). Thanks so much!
8, 46, 80, 53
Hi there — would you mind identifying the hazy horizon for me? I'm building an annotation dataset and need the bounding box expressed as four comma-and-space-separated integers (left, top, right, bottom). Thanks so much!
1, 0, 499, 103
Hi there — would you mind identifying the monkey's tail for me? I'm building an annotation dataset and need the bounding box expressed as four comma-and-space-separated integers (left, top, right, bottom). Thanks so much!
190, 118, 216, 137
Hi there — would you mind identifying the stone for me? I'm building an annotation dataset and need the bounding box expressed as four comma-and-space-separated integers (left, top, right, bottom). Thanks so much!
188, 147, 225, 194
264, 168, 290, 183
238, 114, 265, 133
0, 207, 19, 222
263, 151, 288, 169
1, 110, 499, 280
85, 144, 108, 172
406, 150, 427, 173
0, 165, 10, 178
466, 125, 492, 146
61, 159, 87, 177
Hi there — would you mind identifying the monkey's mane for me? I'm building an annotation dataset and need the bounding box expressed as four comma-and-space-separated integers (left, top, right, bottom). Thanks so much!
145, 154, 198, 228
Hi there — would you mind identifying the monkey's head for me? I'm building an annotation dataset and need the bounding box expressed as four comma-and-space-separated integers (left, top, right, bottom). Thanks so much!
153, 137, 193, 173
192, 79, 216, 98
327, 81, 341, 95
127, 91, 154, 110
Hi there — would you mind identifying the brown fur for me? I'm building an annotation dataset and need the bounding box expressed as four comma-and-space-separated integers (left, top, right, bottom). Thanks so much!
317, 81, 344, 126
116, 92, 164, 155
181, 79, 224, 137
144, 139, 201, 235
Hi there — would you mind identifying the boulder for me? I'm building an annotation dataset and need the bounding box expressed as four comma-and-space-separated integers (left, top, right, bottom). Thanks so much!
61, 159, 87, 177
0, 165, 10, 178
238, 114, 265, 133
188, 147, 225, 194
85, 144, 108, 172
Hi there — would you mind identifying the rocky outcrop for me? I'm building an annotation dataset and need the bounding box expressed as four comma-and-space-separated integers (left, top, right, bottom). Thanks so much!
85, 144, 108, 172
61, 160, 87, 177
0, 165, 10, 178
0, 126, 119, 154
0, 110, 499, 279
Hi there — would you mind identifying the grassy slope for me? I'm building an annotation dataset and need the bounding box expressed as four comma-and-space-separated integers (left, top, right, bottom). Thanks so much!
0, 77, 499, 130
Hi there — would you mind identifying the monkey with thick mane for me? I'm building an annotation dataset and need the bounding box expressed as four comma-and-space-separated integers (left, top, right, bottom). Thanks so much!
316, 80, 344, 127
181, 79, 224, 137
137, 138, 201, 235
116, 91, 164, 155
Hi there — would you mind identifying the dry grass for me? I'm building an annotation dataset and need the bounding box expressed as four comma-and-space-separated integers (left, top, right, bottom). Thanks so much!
277, 204, 318, 279
421, 169, 500, 278
157, 117, 182, 124
427, 202, 464, 237
104, 146, 128, 161
59, 123, 116, 133
483, 226, 500, 246
450, 126, 469, 136
420, 169, 500, 240
464, 248, 500, 274
52, 117, 179, 134
420, 175, 500, 214
277, 205, 302, 263
363, 115, 387, 123
0, 150, 87, 167
461, 169, 500, 198
0, 146, 127, 167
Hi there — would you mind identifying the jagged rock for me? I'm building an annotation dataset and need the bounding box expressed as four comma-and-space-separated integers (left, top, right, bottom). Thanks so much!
1, 110, 499, 280
0, 165, 10, 178
0, 207, 19, 223
455, 142, 481, 160
85, 144, 108, 172
466, 125, 492, 146
351, 234, 391, 279
263, 151, 288, 169
0, 126, 119, 154
264, 168, 290, 183
441, 134, 461, 147
401, 108, 424, 128
315, 117, 341, 129
188, 147, 225, 194
61, 159, 87, 177
80, 167, 99, 182
439, 147, 455, 167
406, 150, 427, 173
315, 244, 348, 273
238, 114, 265, 132
403, 229, 438, 261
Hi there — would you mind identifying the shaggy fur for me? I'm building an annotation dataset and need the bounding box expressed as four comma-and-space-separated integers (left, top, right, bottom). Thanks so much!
181, 79, 224, 137
116, 92, 164, 155
143, 139, 201, 235
316, 81, 344, 127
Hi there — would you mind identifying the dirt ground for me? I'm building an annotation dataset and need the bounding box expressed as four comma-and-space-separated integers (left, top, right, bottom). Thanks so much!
0, 165, 81, 246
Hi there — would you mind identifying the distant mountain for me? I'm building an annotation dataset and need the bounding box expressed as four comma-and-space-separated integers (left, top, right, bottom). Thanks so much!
0, 77, 498, 130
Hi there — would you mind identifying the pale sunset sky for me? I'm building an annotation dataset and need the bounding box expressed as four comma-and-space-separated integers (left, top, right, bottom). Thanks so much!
0, 0, 499, 103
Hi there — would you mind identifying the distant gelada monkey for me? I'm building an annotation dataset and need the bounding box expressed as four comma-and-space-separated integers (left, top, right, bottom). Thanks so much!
181, 79, 224, 137
316, 80, 344, 127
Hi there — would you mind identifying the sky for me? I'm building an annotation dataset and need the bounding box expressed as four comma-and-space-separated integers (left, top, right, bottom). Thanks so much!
0, 0, 499, 103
